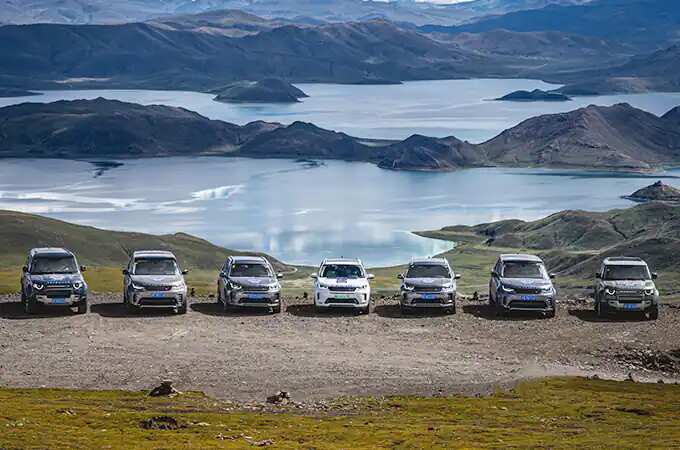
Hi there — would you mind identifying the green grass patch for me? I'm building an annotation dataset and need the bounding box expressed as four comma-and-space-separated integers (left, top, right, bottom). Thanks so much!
1, 378, 679, 448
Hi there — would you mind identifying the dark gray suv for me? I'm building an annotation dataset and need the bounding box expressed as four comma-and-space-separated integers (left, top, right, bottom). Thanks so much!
398, 258, 459, 314
217, 256, 283, 313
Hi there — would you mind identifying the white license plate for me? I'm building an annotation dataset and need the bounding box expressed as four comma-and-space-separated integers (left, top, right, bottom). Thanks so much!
334, 294, 353, 299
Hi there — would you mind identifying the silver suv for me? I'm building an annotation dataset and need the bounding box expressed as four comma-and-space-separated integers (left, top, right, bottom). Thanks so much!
489, 254, 557, 318
594, 257, 659, 320
123, 251, 188, 314
398, 258, 459, 314
217, 256, 283, 314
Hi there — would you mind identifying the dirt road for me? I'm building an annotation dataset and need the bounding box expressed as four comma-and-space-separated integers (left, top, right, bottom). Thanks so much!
1, 295, 678, 402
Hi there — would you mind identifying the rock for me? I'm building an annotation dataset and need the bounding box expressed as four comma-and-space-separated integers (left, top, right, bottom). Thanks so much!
624, 181, 680, 203
148, 380, 181, 397
252, 439, 274, 447
266, 391, 291, 404
139, 416, 185, 430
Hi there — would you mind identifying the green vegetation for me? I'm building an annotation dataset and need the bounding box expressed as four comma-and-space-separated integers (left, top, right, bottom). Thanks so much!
1, 378, 678, 448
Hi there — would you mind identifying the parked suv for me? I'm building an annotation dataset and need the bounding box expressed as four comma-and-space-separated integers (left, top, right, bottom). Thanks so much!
594, 257, 659, 320
489, 254, 557, 317
398, 258, 459, 314
312, 258, 373, 314
21, 248, 88, 314
123, 251, 188, 314
218, 256, 283, 313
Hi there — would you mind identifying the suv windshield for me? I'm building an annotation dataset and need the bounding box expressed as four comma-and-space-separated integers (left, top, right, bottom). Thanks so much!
322, 264, 363, 279
134, 258, 178, 276
231, 263, 271, 277
603, 265, 651, 281
502, 261, 546, 279
31, 256, 78, 274
406, 264, 450, 278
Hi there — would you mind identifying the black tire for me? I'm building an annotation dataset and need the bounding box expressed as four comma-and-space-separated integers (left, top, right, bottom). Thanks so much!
313, 304, 322, 314
545, 308, 556, 319
400, 304, 411, 316
488, 289, 495, 305
76, 300, 88, 314
648, 305, 659, 321
272, 304, 282, 314
495, 300, 506, 317
445, 304, 456, 315
359, 305, 370, 315
24, 295, 37, 315
125, 292, 137, 315
596, 300, 608, 319
177, 300, 187, 315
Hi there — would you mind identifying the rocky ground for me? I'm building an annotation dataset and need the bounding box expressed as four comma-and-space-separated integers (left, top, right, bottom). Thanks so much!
0, 294, 678, 403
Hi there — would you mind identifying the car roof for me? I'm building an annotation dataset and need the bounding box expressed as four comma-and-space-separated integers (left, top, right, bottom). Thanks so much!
230, 255, 268, 264
499, 253, 543, 263
132, 250, 176, 259
603, 257, 648, 266
30, 247, 73, 257
409, 257, 448, 266
321, 257, 362, 265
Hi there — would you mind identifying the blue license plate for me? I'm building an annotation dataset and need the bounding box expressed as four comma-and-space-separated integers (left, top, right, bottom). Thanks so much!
248, 294, 267, 300
521, 295, 537, 301
624, 303, 639, 310
50, 298, 67, 304
151, 292, 166, 298
421, 294, 437, 300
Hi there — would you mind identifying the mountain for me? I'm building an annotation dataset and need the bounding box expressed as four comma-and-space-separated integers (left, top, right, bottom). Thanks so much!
378, 135, 485, 171
624, 181, 680, 203
0, 98, 245, 157
0, 20, 507, 90
496, 89, 570, 102
0, 88, 40, 98
440, 0, 680, 50
420, 201, 680, 276
0, 0, 594, 26
212, 79, 308, 103
0, 209, 291, 271
478, 103, 680, 169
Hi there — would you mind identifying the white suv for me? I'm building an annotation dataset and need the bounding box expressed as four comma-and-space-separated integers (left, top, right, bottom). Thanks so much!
311, 258, 374, 314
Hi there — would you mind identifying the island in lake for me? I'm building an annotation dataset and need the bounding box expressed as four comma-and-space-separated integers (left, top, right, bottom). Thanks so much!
495, 89, 571, 102
212, 78, 308, 103
624, 181, 680, 203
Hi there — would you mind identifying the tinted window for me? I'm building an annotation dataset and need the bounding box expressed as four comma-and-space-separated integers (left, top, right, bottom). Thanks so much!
406, 264, 450, 278
603, 265, 651, 281
31, 256, 78, 274
134, 258, 178, 276
322, 264, 363, 279
502, 261, 546, 279
231, 263, 271, 277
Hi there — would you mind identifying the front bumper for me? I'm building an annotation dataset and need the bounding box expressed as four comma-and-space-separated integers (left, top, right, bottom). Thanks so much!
315, 289, 370, 308
229, 290, 281, 308
131, 290, 186, 308
601, 295, 658, 312
498, 293, 555, 312
401, 291, 456, 308
34, 292, 86, 306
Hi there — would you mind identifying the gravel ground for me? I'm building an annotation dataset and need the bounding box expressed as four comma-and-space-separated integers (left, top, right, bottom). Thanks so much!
0, 294, 679, 402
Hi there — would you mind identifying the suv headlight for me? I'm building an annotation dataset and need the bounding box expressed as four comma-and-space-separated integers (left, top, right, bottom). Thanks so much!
318, 282, 329, 289
442, 282, 454, 290
501, 285, 515, 294
32, 282, 44, 291
541, 287, 553, 295
131, 283, 145, 291
402, 283, 414, 291
604, 287, 616, 296
73, 281, 83, 290
230, 282, 243, 290
644, 288, 655, 296
268, 284, 280, 292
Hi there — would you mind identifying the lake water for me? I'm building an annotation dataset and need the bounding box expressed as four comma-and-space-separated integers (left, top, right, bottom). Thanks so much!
3, 79, 680, 142
0, 158, 678, 267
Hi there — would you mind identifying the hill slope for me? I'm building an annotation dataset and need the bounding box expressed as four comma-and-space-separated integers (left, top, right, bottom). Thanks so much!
0, 209, 290, 271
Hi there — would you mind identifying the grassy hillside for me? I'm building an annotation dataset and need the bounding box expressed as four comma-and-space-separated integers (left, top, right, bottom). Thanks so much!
1, 377, 678, 448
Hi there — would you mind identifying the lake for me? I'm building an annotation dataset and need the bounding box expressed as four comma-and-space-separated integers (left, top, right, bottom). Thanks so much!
2, 79, 680, 142
0, 158, 677, 267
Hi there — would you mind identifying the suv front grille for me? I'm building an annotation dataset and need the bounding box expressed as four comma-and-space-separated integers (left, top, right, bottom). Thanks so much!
329, 286, 356, 292
414, 286, 443, 292
243, 286, 270, 292
326, 298, 358, 304
617, 291, 644, 303
513, 287, 543, 295
141, 285, 172, 291
46, 290, 73, 298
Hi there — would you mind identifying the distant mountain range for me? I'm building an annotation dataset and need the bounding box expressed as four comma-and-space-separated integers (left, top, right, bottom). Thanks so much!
0, 0, 594, 26
2, 98, 680, 171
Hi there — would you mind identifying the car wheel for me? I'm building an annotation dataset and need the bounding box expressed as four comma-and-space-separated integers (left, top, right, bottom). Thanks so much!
272, 304, 282, 314
648, 306, 659, 321
400, 304, 411, 316
359, 304, 370, 315
177, 300, 188, 315
596, 301, 608, 319
545, 308, 555, 319
446, 305, 456, 315
313, 304, 322, 314
488, 289, 495, 305
24, 296, 37, 315
76, 300, 88, 314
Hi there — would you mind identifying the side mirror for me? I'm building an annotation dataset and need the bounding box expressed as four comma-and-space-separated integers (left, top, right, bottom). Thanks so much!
310, 274, 318, 279
549, 273, 556, 279
397, 273, 404, 280
219, 271, 226, 278
455, 274, 462, 280
182, 269, 189, 275
122, 269, 129, 275
367, 273, 375, 280
652, 272, 658, 279
595, 273, 601, 279
277, 272, 284, 278
22, 266, 28, 273
80, 265, 87, 272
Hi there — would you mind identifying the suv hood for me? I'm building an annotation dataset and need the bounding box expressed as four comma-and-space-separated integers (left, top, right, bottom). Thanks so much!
319, 277, 367, 287
602, 279, 654, 290
30, 273, 83, 285
404, 277, 453, 287
230, 276, 278, 288
500, 277, 552, 290
131, 275, 183, 286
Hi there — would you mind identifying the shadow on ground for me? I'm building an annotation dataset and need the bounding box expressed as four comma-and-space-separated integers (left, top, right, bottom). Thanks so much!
568, 308, 651, 323
190, 302, 276, 317
462, 303, 550, 321
0, 301, 77, 320
286, 303, 363, 318
90, 302, 177, 318
374, 304, 452, 319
